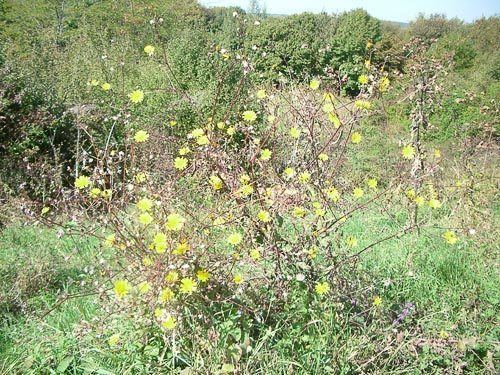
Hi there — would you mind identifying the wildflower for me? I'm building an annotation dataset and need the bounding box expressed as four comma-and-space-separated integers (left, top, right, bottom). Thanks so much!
108, 334, 120, 346
364, 59, 371, 69
165, 213, 185, 231
351, 132, 362, 144
209, 175, 223, 190
367, 178, 378, 189
439, 330, 449, 339
414, 196, 425, 206
358, 75, 368, 85
260, 148, 272, 161
179, 147, 191, 156
138, 212, 153, 225
373, 296, 382, 307
256, 89, 266, 99
299, 171, 311, 184
179, 278, 197, 294
233, 274, 244, 284
346, 236, 358, 247
169, 120, 177, 127
353, 187, 364, 199
434, 149, 442, 158
216, 121, 225, 129
289, 127, 301, 139
328, 112, 341, 128
354, 100, 372, 110
238, 184, 254, 197
318, 153, 329, 162
89, 79, 99, 86
257, 210, 271, 223
405, 189, 416, 200
101, 82, 111, 91
267, 115, 276, 123
144, 45, 155, 56
75, 175, 91, 189
174, 157, 188, 170
227, 232, 243, 246
161, 315, 176, 330
307, 247, 317, 259
322, 102, 334, 113
104, 234, 115, 247
136, 198, 153, 212
142, 256, 153, 266
379, 77, 390, 92
172, 241, 189, 255
326, 187, 340, 202
153, 232, 168, 253
137, 281, 151, 294
284, 167, 296, 179
196, 135, 209, 146
442, 231, 458, 245
315, 282, 330, 295
41, 206, 50, 215
226, 126, 236, 136
135, 172, 147, 183
128, 90, 144, 104
293, 206, 307, 218
158, 287, 174, 303
196, 269, 210, 283
323, 92, 335, 102
114, 279, 131, 299
242, 110, 257, 122
165, 271, 179, 284
90, 188, 101, 198
250, 249, 261, 260
309, 79, 320, 90
239, 174, 251, 184
134, 130, 149, 143
401, 145, 415, 159
189, 128, 205, 138
428, 198, 442, 209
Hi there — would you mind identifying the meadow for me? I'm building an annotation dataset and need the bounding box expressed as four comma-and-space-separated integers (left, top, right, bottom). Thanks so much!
0, 1, 498, 373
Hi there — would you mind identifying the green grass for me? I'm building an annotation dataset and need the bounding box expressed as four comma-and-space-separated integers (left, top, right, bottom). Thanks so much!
0, 212, 497, 373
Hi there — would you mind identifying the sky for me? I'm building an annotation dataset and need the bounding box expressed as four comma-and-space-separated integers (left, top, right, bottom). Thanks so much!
200, 0, 499, 23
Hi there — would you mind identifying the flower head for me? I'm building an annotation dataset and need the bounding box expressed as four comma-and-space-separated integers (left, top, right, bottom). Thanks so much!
75, 175, 91, 189
196, 269, 210, 283
260, 148, 272, 161
242, 110, 257, 122
442, 231, 458, 245
136, 198, 153, 212
165, 213, 185, 231
144, 45, 155, 56
174, 157, 188, 170
134, 130, 149, 143
101, 82, 111, 91
256, 89, 266, 99
315, 281, 330, 295
227, 232, 243, 246
351, 132, 362, 144
179, 277, 197, 294
128, 90, 144, 104
309, 79, 320, 90
114, 279, 131, 299
402, 145, 416, 160
257, 210, 271, 223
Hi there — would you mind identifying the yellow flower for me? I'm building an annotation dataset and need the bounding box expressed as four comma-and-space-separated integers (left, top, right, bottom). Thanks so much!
318, 153, 329, 162
434, 149, 442, 158
165, 271, 179, 284
217, 121, 226, 129
442, 231, 458, 245
89, 79, 99, 87
250, 249, 261, 260
257, 210, 271, 223
364, 59, 371, 69
358, 75, 368, 85
158, 287, 174, 303
153, 232, 168, 253
239, 174, 251, 184
128, 90, 144, 104
196, 135, 210, 146
238, 184, 254, 197
366, 178, 378, 189
428, 198, 442, 209
373, 296, 382, 307
134, 130, 149, 143
328, 112, 341, 128
315, 281, 330, 295
307, 246, 317, 259
256, 89, 266, 99
179, 147, 191, 156
325, 187, 340, 202
41, 206, 50, 215
161, 315, 176, 330
284, 167, 296, 179
104, 234, 115, 247
209, 175, 223, 190
414, 196, 425, 206
172, 241, 189, 255
174, 157, 188, 170
142, 256, 153, 266
299, 171, 311, 184
179, 277, 197, 294
169, 120, 177, 127
101, 82, 111, 91
233, 274, 244, 284
309, 79, 320, 90
322, 102, 334, 113
267, 115, 276, 123
189, 128, 205, 138
289, 127, 301, 139
354, 100, 371, 110
227, 232, 243, 246
196, 269, 210, 283
113, 279, 130, 299
293, 206, 307, 218
402, 145, 415, 159
351, 132, 362, 144
260, 148, 272, 161
242, 110, 257, 122
353, 187, 364, 199
90, 188, 101, 198
136, 198, 153, 212
226, 126, 236, 136
165, 213, 185, 231
75, 175, 91, 189
346, 236, 358, 247
138, 212, 153, 225
137, 281, 151, 294
135, 172, 147, 183
379, 77, 390, 92
108, 334, 120, 346
405, 189, 416, 200
144, 45, 155, 56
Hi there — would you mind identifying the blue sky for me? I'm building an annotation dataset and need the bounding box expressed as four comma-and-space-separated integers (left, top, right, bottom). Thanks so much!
200, 0, 499, 23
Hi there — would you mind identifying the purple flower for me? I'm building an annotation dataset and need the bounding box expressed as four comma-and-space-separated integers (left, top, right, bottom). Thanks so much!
393, 302, 414, 325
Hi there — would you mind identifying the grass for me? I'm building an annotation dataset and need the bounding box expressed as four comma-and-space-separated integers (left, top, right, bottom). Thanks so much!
0, 205, 497, 373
